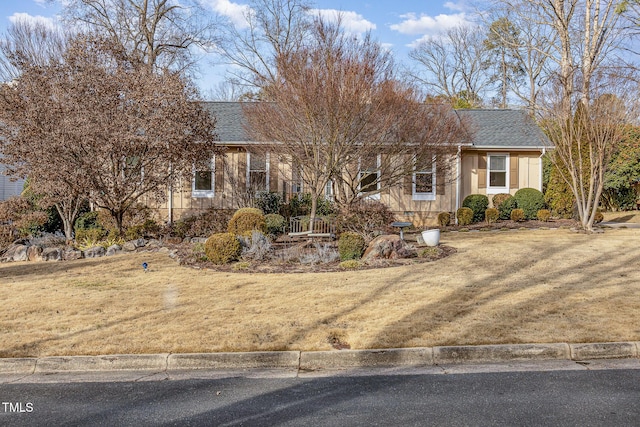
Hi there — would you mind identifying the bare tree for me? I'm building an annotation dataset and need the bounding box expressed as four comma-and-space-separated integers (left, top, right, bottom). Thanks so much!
0, 36, 218, 238
409, 25, 492, 108
244, 17, 470, 230
0, 18, 68, 81
62, 0, 218, 73
217, 0, 313, 93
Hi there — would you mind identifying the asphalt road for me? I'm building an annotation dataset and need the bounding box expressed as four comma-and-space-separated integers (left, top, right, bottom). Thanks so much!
1, 365, 639, 426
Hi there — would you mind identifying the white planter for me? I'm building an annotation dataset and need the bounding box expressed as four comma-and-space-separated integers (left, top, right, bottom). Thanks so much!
421, 229, 440, 247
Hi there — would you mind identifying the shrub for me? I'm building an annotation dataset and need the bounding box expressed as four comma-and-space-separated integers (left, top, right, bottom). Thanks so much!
498, 196, 518, 220
227, 207, 266, 235
510, 208, 525, 222
265, 213, 286, 236
514, 188, 546, 220
125, 219, 161, 240
255, 191, 283, 215
485, 208, 499, 224
338, 231, 366, 261
437, 212, 451, 227
336, 200, 395, 241
537, 209, 551, 222
204, 232, 241, 264
339, 259, 361, 269
456, 207, 473, 226
300, 243, 339, 264
462, 194, 489, 222
492, 193, 512, 210
172, 208, 234, 238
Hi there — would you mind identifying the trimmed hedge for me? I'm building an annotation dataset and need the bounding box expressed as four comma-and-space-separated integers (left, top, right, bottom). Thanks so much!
511, 208, 525, 222
537, 209, 551, 222
437, 212, 451, 227
338, 232, 366, 261
227, 207, 266, 235
498, 196, 518, 220
205, 232, 242, 264
514, 188, 545, 220
456, 207, 474, 226
485, 208, 499, 224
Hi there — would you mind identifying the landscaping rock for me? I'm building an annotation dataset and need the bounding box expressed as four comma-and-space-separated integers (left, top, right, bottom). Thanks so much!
191, 237, 207, 244
41, 247, 63, 261
2, 243, 29, 262
362, 235, 417, 261
123, 238, 147, 251
145, 239, 162, 249
122, 241, 137, 251
83, 246, 105, 258
164, 236, 183, 245
106, 244, 122, 256
63, 248, 83, 261
27, 245, 43, 261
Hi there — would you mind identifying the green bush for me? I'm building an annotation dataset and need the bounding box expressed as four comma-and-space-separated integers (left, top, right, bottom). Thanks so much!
437, 212, 451, 227
492, 193, 512, 210
337, 231, 366, 261
256, 192, 283, 215
537, 209, 551, 222
485, 208, 499, 224
511, 208, 525, 222
204, 232, 242, 264
456, 207, 474, 226
227, 207, 266, 235
462, 194, 489, 222
265, 213, 286, 236
498, 196, 518, 220
515, 188, 546, 220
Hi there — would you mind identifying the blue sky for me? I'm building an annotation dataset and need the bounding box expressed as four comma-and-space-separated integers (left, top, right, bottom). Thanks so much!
0, 0, 484, 93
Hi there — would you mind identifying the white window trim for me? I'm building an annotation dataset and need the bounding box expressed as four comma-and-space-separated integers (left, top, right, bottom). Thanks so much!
247, 151, 270, 193
412, 155, 436, 201
358, 154, 381, 200
487, 153, 509, 194
324, 179, 334, 201
192, 157, 215, 198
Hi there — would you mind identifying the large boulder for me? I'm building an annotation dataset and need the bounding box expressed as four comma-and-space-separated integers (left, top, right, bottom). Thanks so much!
27, 245, 43, 261
63, 248, 83, 261
106, 244, 122, 256
41, 247, 63, 261
83, 246, 106, 258
362, 235, 417, 261
2, 243, 29, 262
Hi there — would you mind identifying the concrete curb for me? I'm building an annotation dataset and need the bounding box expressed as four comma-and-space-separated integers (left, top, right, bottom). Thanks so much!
1, 342, 638, 375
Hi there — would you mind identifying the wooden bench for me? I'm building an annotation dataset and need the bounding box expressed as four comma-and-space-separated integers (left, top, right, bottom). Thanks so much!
288, 216, 337, 240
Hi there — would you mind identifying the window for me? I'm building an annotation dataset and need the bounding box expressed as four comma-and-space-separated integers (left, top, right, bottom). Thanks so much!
325, 179, 334, 201
192, 157, 215, 198
413, 156, 436, 201
359, 154, 380, 198
487, 153, 509, 193
247, 151, 269, 193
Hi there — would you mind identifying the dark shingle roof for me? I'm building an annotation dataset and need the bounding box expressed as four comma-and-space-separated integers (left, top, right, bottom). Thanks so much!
203, 101, 250, 142
456, 109, 550, 148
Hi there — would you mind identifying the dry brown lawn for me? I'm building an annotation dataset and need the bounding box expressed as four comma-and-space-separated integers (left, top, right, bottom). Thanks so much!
2, 228, 640, 358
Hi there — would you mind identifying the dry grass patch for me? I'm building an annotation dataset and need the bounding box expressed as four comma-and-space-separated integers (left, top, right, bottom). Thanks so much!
2, 228, 640, 357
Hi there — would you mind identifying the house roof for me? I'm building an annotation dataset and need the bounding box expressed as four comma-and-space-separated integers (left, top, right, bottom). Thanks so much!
455, 109, 550, 149
203, 101, 550, 150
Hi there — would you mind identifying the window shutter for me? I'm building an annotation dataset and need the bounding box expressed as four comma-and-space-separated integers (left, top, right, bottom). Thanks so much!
238, 151, 247, 190
436, 157, 446, 196
269, 153, 279, 192
478, 154, 487, 189
510, 154, 518, 189
215, 155, 224, 193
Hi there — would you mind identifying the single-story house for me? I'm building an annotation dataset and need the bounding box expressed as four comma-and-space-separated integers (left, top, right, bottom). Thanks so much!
158, 102, 550, 226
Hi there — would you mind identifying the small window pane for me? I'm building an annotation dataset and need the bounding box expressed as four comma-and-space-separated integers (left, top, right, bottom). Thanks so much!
250, 171, 267, 191
490, 171, 506, 187
195, 171, 212, 191
415, 173, 433, 193
490, 156, 506, 171
250, 153, 267, 170
360, 172, 377, 192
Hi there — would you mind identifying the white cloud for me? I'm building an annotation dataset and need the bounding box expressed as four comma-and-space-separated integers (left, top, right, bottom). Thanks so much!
390, 12, 470, 36
8, 12, 58, 29
311, 9, 376, 34
444, 1, 471, 12
202, 0, 250, 28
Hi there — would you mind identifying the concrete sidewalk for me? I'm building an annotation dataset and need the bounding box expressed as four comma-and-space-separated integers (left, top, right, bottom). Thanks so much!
1, 341, 638, 378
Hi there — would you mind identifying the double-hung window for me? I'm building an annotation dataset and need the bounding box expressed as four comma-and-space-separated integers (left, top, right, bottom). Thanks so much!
413, 155, 436, 201
358, 154, 380, 199
487, 153, 509, 193
192, 157, 215, 198
247, 151, 269, 193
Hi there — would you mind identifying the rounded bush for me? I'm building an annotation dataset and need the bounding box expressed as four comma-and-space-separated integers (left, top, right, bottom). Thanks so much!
514, 188, 545, 220
265, 213, 286, 236
498, 196, 518, 220
594, 211, 604, 224
485, 208, 499, 224
537, 209, 551, 222
492, 193, 512, 210
337, 231, 366, 261
205, 232, 241, 265
511, 208, 525, 222
227, 207, 266, 235
339, 259, 361, 269
462, 194, 489, 222
456, 207, 473, 226
437, 212, 451, 227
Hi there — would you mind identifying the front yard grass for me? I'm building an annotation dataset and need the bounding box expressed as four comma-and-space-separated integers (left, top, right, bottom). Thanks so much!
2, 228, 640, 357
